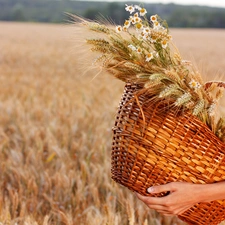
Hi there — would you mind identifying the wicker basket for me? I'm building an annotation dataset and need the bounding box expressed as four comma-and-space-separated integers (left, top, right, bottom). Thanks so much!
111, 82, 225, 225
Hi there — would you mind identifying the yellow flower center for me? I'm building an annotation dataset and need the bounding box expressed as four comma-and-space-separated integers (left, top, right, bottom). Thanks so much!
191, 82, 197, 87
162, 40, 167, 45
137, 48, 142, 53
151, 16, 156, 21
135, 23, 143, 30
124, 20, 130, 26
123, 27, 128, 32
116, 26, 122, 32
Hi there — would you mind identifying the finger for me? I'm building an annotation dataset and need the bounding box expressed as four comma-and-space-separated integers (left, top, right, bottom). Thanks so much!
135, 193, 167, 205
160, 212, 174, 217
159, 204, 193, 216
147, 203, 191, 214
147, 204, 167, 211
152, 209, 174, 216
135, 193, 152, 202
147, 183, 176, 194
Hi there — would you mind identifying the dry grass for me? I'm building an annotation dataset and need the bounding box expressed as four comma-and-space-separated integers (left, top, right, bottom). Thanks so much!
0, 21, 225, 225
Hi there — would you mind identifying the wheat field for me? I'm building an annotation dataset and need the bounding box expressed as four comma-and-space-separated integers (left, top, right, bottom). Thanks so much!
0, 21, 225, 225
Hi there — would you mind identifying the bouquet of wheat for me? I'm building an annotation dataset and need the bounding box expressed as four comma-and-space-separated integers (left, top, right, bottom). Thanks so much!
72, 5, 225, 225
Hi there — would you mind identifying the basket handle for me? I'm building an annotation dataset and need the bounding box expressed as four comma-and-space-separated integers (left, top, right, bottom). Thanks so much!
205, 81, 225, 90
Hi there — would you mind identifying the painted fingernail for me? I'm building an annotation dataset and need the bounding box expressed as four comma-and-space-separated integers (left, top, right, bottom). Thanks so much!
147, 187, 154, 193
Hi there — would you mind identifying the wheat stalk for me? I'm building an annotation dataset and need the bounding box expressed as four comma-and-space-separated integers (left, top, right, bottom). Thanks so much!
71, 4, 225, 141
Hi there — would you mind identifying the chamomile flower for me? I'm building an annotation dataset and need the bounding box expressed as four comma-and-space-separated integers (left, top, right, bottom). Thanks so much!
134, 16, 142, 24
138, 32, 144, 40
135, 22, 143, 30
143, 27, 151, 34
145, 52, 154, 62
134, 12, 139, 17
125, 4, 135, 14
128, 44, 137, 51
161, 39, 168, 49
136, 47, 142, 54
123, 26, 128, 32
130, 17, 136, 24
124, 20, 131, 28
189, 79, 202, 89
139, 8, 147, 16
153, 21, 161, 29
134, 5, 141, 10
150, 15, 157, 22
139, 31, 149, 41
115, 25, 122, 33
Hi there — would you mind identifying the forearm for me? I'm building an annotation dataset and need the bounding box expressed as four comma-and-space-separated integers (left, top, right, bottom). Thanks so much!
196, 181, 225, 203
136, 181, 225, 216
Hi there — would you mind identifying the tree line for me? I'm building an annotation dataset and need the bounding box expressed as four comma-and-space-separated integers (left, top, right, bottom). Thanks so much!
1, 0, 225, 28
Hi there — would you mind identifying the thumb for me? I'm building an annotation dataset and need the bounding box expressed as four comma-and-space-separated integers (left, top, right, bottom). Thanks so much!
147, 183, 175, 194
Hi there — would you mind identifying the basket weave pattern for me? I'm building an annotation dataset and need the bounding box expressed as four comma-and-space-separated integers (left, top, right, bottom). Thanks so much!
111, 83, 225, 225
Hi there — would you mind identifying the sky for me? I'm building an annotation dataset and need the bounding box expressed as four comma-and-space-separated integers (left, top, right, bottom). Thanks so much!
111, 0, 225, 8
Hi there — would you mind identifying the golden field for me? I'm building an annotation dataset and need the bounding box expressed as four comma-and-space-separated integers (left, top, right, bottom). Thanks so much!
0, 21, 225, 225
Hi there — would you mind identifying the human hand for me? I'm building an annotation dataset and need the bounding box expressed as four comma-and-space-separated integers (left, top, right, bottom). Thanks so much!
136, 182, 204, 216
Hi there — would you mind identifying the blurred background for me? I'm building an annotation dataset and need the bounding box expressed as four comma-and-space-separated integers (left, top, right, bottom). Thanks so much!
1, 0, 225, 27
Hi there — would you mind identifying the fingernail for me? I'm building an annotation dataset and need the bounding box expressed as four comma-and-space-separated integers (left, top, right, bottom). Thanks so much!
147, 187, 154, 193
